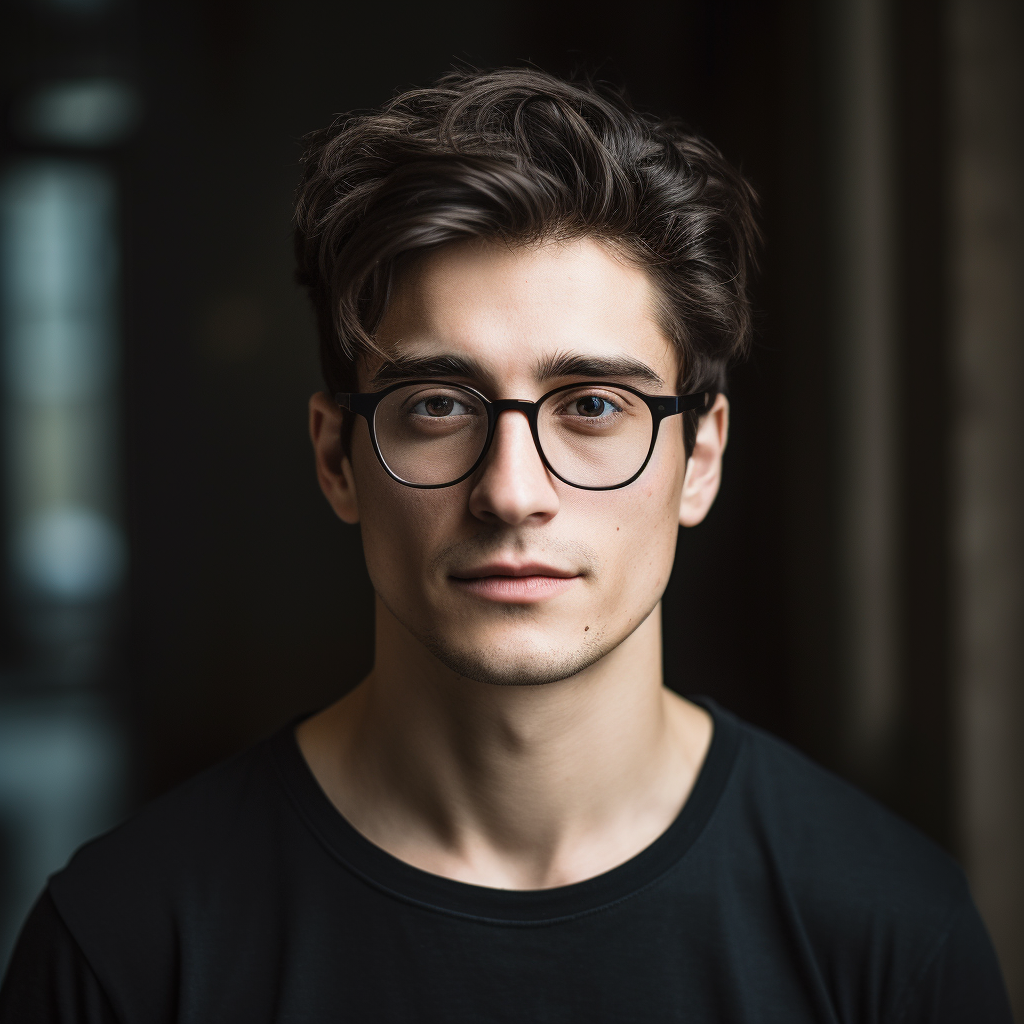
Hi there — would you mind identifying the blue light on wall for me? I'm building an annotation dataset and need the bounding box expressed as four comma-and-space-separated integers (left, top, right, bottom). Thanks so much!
2, 161, 126, 606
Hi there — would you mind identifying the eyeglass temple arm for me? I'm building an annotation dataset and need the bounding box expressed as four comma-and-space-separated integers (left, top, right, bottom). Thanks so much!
659, 391, 715, 417
334, 393, 376, 418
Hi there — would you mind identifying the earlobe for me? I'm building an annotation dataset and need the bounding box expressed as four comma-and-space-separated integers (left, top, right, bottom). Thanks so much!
679, 394, 729, 528
309, 392, 360, 524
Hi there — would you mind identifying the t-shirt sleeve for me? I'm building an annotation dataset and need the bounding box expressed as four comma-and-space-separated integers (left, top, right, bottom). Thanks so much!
897, 898, 1013, 1024
0, 889, 118, 1024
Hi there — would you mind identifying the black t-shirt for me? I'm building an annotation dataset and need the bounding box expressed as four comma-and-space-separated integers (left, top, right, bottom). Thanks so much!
0, 699, 1012, 1023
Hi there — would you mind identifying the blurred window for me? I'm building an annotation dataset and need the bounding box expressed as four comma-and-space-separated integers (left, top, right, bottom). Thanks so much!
0, 3, 136, 971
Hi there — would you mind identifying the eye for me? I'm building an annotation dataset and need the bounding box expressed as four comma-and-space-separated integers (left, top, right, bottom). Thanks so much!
411, 394, 473, 417
550, 388, 632, 428
575, 395, 611, 417
566, 393, 624, 420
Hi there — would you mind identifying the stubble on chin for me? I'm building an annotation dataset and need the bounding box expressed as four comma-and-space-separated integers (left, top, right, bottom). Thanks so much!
415, 623, 612, 687
374, 578, 618, 686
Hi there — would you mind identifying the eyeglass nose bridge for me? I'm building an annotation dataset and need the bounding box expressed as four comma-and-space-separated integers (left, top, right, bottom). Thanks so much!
478, 397, 547, 470
488, 398, 540, 414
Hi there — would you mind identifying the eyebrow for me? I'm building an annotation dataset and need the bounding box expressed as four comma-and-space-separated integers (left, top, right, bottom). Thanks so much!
369, 354, 486, 388
368, 349, 665, 390
533, 351, 664, 388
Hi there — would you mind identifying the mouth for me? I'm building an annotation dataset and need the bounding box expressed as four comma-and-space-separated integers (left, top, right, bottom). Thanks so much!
449, 562, 581, 604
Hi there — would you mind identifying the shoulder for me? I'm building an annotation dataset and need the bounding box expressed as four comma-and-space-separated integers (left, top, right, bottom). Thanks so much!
710, 705, 972, 956
736, 715, 961, 871
33, 726, 305, 1023
47, 726, 296, 947
711, 709, 1011, 1017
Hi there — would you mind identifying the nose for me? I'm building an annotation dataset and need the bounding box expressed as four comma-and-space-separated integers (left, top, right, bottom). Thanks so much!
468, 409, 560, 525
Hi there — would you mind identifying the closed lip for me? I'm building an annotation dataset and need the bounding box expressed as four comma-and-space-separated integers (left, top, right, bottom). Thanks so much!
451, 562, 579, 580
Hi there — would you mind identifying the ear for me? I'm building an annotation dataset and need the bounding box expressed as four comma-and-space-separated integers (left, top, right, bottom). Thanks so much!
309, 392, 360, 524
679, 393, 729, 528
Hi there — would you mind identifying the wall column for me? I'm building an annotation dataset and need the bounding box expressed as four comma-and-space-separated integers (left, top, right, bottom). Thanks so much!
949, 0, 1024, 1009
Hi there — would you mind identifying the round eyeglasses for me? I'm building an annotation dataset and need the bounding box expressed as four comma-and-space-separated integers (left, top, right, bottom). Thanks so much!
336, 381, 711, 491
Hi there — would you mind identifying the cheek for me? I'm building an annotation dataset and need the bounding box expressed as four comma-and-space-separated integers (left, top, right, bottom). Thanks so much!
616, 443, 685, 580
628, 427, 686, 520
351, 437, 463, 582
577, 453, 684, 597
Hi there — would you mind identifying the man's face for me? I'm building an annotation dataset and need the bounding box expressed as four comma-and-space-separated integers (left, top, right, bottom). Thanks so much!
334, 237, 705, 686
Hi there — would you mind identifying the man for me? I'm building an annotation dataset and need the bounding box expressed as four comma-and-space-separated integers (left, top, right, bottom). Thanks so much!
0, 68, 1012, 1022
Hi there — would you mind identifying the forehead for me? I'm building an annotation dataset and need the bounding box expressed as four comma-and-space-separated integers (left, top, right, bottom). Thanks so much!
370, 237, 678, 389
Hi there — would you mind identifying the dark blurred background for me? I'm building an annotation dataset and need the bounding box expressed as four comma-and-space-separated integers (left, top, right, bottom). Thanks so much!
0, 0, 1021, 1009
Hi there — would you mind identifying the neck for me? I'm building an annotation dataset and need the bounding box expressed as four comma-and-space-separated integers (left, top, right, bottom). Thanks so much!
298, 597, 712, 889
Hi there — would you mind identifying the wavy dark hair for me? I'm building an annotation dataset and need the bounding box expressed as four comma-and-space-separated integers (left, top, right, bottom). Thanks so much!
294, 67, 760, 451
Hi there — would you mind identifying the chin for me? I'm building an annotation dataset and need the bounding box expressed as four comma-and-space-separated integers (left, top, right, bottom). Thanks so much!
416, 627, 609, 687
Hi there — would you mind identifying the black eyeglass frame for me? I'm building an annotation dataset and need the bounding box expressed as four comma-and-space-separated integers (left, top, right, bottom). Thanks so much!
335, 380, 713, 491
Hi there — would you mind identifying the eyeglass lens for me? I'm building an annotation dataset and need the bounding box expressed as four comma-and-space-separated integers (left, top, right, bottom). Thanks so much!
372, 383, 654, 488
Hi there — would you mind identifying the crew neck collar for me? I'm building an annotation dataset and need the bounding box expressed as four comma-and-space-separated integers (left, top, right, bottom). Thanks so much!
272, 695, 742, 925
